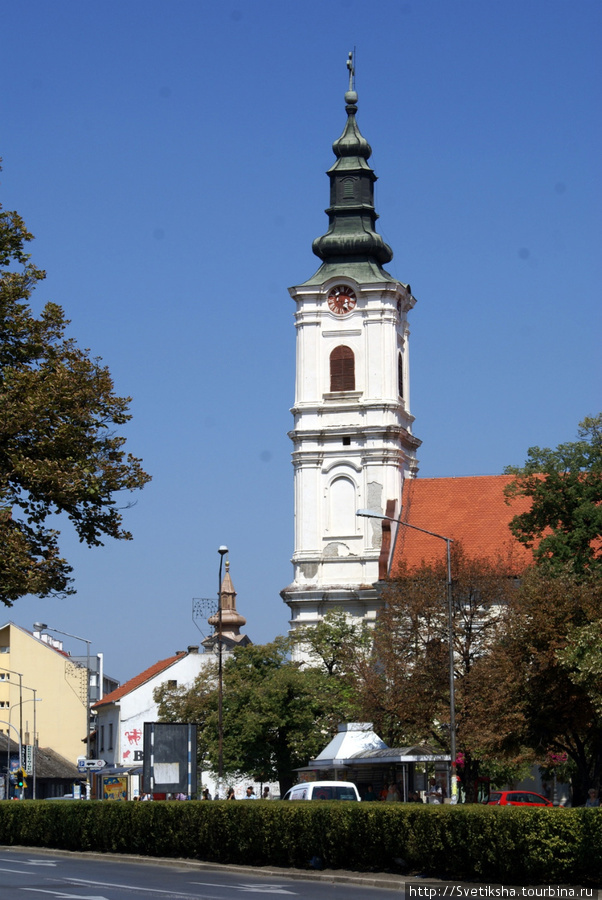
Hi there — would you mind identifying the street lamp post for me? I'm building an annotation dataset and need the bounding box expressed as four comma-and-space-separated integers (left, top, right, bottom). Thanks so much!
1, 668, 40, 799
217, 546, 228, 801
33, 623, 92, 798
356, 508, 458, 802
8, 694, 40, 798
26, 691, 39, 800
0, 719, 21, 800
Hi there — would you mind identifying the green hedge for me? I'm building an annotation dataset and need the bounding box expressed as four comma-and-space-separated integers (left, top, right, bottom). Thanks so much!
0, 801, 600, 884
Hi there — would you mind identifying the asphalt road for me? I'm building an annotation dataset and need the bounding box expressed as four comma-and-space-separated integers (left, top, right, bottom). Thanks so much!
0, 848, 405, 899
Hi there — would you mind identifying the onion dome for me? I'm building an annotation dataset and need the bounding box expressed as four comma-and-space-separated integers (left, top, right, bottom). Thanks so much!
307, 56, 393, 282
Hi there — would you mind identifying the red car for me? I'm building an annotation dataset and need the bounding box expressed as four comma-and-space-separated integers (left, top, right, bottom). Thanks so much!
485, 790, 553, 807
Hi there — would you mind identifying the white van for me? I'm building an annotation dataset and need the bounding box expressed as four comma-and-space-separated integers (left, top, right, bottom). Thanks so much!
282, 781, 360, 801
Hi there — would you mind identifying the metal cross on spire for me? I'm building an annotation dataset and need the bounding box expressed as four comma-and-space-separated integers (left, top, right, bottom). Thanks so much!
346, 50, 355, 92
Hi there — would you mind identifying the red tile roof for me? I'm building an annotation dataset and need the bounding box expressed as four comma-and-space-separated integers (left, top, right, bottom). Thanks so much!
92, 653, 185, 708
390, 475, 534, 576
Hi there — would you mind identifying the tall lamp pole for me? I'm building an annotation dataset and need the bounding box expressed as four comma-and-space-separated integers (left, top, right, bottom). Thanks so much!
0, 666, 24, 795
0, 719, 21, 799
29, 689, 38, 799
217, 546, 228, 800
356, 509, 458, 803
8, 693, 40, 798
33, 624, 92, 798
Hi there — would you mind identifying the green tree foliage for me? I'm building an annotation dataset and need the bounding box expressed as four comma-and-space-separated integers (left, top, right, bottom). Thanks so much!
504, 414, 602, 575
470, 568, 602, 805
354, 547, 520, 799
217, 638, 345, 794
156, 638, 347, 795
0, 195, 151, 605
154, 660, 217, 772
294, 607, 372, 676
293, 608, 371, 724
557, 622, 602, 717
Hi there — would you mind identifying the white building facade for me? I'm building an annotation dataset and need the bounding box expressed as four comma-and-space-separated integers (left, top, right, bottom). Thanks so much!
282, 65, 420, 637
93, 647, 209, 770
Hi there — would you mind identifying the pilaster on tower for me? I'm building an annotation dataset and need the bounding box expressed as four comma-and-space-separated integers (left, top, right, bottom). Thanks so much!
281, 55, 421, 643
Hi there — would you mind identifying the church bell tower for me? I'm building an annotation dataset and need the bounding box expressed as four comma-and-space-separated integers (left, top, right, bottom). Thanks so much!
281, 55, 421, 637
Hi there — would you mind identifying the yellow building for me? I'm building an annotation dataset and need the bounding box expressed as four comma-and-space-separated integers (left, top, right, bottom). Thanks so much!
0, 622, 89, 764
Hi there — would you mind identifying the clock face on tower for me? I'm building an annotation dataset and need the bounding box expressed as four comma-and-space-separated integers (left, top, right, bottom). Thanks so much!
327, 285, 357, 315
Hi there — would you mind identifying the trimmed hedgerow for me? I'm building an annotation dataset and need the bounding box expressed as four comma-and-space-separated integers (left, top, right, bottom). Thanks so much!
0, 801, 599, 883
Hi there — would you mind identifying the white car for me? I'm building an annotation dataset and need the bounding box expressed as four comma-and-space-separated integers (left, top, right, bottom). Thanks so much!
282, 781, 360, 801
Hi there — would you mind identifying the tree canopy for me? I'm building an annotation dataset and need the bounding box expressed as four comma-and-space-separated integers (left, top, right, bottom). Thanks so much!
156, 637, 354, 795
469, 568, 602, 805
353, 547, 521, 799
0, 194, 151, 605
154, 659, 218, 775
504, 414, 602, 576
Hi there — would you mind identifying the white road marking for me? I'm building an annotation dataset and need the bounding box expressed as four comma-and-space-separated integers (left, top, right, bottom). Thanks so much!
22, 891, 109, 900
0, 865, 29, 874
191, 882, 297, 895
66, 878, 204, 897
239, 886, 297, 895
25, 861, 59, 867
21, 874, 297, 899
0, 858, 57, 866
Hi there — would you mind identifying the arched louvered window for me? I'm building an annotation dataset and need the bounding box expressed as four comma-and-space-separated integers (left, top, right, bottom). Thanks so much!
330, 346, 355, 392
398, 352, 404, 398
342, 177, 356, 199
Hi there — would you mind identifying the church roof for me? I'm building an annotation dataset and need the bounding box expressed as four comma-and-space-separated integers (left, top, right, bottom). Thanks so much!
92, 653, 184, 708
391, 474, 534, 575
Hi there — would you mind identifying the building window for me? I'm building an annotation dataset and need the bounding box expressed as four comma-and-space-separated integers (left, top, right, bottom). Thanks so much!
398, 352, 404, 398
330, 346, 355, 392
328, 475, 357, 536
108, 723, 113, 750
342, 177, 356, 199
100, 725, 105, 752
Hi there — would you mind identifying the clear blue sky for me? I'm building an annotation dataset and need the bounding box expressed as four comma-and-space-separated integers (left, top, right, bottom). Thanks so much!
2, 0, 600, 682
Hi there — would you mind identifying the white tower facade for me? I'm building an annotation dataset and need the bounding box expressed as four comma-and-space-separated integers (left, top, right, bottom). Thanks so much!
282, 63, 420, 636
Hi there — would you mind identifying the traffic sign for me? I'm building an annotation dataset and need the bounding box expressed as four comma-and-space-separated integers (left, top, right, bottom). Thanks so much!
83, 759, 106, 770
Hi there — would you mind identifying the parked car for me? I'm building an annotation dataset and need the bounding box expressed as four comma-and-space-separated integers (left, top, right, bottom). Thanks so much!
484, 790, 553, 807
282, 781, 361, 801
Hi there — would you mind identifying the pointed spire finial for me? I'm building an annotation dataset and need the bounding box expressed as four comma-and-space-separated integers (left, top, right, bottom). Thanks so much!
346, 50, 355, 92
345, 49, 358, 106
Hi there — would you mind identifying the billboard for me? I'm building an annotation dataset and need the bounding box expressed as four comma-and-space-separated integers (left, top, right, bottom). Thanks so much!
142, 722, 197, 796
102, 775, 128, 801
